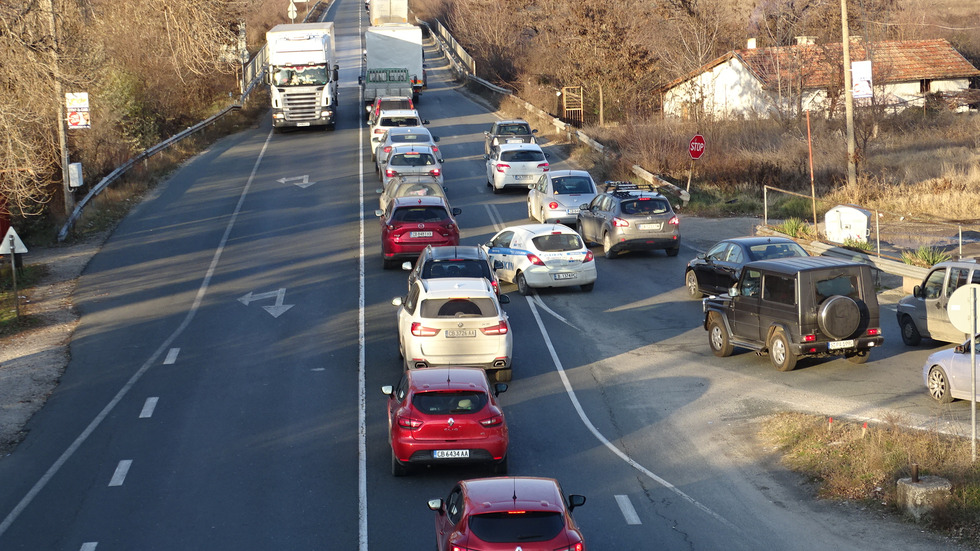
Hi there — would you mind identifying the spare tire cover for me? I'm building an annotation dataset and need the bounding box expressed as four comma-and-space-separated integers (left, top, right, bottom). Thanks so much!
818, 295, 861, 340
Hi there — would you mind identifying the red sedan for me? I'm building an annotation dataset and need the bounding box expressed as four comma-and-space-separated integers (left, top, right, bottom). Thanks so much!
428, 476, 586, 551
376, 196, 461, 269
382, 367, 509, 476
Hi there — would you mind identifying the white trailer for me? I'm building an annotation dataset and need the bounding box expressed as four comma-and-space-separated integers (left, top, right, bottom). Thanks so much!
265, 22, 339, 130
361, 23, 425, 110
369, 0, 409, 25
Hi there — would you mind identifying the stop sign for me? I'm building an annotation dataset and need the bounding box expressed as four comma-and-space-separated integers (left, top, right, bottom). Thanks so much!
689, 134, 705, 160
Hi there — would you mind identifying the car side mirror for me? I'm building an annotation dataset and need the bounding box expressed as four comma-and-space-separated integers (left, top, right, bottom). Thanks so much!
484, 131, 490, 137
357, 75, 364, 86
391, 297, 404, 307
493, 383, 508, 396
493, 260, 503, 269
567, 494, 586, 511
483, 154, 490, 160
401, 262, 413, 271
375, 188, 383, 194
697, 253, 707, 260
432, 136, 440, 142
579, 203, 590, 210
381, 385, 393, 396
427, 499, 444, 513
498, 294, 510, 304
528, 184, 534, 190
729, 286, 740, 297
955, 344, 966, 354
375, 209, 384, 217
422, 119, 430, 125
913, 285, 922, 298
452, 208, 462, 216
532, 129, 538, 134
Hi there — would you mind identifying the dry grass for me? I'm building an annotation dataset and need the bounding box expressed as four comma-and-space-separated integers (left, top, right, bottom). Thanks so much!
761, 412, 980, 547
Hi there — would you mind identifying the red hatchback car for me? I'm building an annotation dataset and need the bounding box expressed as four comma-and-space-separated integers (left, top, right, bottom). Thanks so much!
376, 196, 461, 269
428, 477, 587, 551
383, 367, 509, 476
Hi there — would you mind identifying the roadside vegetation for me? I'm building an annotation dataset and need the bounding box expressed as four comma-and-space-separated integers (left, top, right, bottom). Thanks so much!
762, 412, 980, 548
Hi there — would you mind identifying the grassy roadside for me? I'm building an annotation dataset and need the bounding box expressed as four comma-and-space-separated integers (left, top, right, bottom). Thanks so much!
762, 412, 980, 548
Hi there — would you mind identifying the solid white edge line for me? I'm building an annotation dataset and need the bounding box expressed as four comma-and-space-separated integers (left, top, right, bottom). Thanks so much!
0, 129, 276, 538
614, 494, 642, 525
163, 347, 180, 365
358, 8, 369, 551
524, 295, 739, 533
107, 460, 132, 487
138, 397, 158, 419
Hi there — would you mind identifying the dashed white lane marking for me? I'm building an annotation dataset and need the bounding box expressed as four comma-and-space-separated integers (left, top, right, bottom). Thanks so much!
80, 543, 97, 550
615, 494, 642, 525
139, 397, 158, 419
163, 348, 180, 365
108, 460, 132, 487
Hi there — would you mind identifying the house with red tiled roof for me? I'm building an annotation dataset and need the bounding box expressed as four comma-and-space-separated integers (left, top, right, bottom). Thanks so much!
661, 38, 980, 119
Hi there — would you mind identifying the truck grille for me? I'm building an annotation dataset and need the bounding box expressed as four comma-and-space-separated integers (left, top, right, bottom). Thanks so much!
281, 89, 321, 121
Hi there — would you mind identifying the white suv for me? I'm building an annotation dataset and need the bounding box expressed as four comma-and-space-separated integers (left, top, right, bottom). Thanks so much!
392, 278, 513, 382
370, 109, 428, 149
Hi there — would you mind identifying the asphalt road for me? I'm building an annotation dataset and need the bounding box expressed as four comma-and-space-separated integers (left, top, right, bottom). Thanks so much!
0, 0, 973, 549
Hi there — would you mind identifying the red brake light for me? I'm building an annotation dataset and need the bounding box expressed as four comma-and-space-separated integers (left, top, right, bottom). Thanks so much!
583, 250, 594, 262
612, 217, 629, 227
385, 169, 397, 178
548, 201, 559, 209
802, 334, 816, 342
397, 415, 422, 429
491, 280, 499, 295
538, 162, 549, 172
383, 146, 392, 154
668, 216, 680, 226
429, 168, 441, 177
866, 328, 881, 336
495, 163, 510, 173
480, 414, 503, 427
527, 254, 544, 266
431, 146, 440, 154
480, 320, 509, 335
411, 323, 439, 337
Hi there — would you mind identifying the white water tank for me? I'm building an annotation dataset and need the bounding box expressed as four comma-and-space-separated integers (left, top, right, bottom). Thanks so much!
824, 205, 871, 244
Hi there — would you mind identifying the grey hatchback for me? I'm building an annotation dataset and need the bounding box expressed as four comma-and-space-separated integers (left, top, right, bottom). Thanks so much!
576, 181, 680, 258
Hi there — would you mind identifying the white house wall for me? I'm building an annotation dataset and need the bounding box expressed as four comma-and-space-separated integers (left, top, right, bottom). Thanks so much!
664, 58, 777, 119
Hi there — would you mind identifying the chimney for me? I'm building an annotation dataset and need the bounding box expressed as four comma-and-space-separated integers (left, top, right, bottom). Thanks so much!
747, 38, 757, 49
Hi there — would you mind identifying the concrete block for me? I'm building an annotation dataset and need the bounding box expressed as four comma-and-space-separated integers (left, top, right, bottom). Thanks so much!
896, 475, 952, 521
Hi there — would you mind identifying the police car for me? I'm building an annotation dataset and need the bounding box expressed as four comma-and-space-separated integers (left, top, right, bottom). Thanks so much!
482, 224, 597, 295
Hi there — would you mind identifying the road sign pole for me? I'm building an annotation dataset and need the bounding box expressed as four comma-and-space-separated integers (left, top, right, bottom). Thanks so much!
972, 286, 976, 462
8, 234, 18, 318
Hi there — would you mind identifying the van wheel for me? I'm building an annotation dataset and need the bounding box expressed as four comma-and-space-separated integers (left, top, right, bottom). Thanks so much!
768, 330, 797, 372
900, 316, 922, 346
707, 316, 733, 357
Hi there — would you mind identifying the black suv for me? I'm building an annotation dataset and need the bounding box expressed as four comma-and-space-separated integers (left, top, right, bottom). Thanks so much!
403, 245, 501, 295
576, 181, 680, 258
702, 256, 883, 371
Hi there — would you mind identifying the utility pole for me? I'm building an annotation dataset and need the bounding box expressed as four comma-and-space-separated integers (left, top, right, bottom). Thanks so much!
44, 0, 73, 215
840, 0, 857, 187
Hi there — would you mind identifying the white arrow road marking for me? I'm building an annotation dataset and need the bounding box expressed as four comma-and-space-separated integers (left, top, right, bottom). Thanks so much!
615, 495, 642, 525
277, 175, 316, 189
237, 288, 294, 318
108, 460, 132, 487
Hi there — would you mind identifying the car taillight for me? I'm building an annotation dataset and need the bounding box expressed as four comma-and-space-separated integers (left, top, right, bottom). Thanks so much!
802, 334, 816, 342
373, 128, 385, 135
866, 328, 881, 336
383, 146, 392, 155
527, 254, 544, 266
411, 322, 439, 337
583, 251, 594, 262
431, 146, 440, 154
548, 201, 559, 209
491, 280, 500, 295
555, 543, 584, 551
538, 162, 549, 172
495, 163, 510, 173
429, 168, 441, 177
480, 414, 503, 427
668, 215, 680, 226
385, 168, 397, 178
481, 320, 509, 335
612, 217, 629, 227
396, 415, 422, 430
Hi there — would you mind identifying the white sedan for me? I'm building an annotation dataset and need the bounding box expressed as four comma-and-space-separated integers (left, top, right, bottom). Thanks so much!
482, 224, 596, 295
923, 334, 980, 402
485, 143, 548, 194
526, 170, 598, 226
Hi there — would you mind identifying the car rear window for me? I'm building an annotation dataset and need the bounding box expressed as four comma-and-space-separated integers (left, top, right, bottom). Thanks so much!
620, 198, 670, 215
422, 260, 490, 279
392, 134, 426, 143
815, 274, 860, 302
412, 391, 488, 414
498, 124, 531, 135
532, 233, 583, 252
393, 183, 443, 199
468, 511, 564, 543
381, 117, 420, 127
380, 99, 413, 111
551, 177, 594, 194
391, 206, 450, 223
420, 298, 498, 317
500, 150, 545, 162
748, 243, 808, 260
390, 153, 436, 166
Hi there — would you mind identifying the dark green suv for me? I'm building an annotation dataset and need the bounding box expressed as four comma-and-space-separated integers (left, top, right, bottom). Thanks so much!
702, 256, 883, 371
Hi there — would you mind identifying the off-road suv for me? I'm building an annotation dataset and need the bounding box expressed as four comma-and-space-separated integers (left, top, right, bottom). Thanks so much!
702, 256, 883, 371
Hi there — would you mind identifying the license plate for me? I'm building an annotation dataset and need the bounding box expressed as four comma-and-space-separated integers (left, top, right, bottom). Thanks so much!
565, 209, 580, 215
828, 339, 855, 350
297, 122, 310, 127
409, 231, 433, 238
434, 449, 469, 459
505, 138, 524, 144
513, 175, 535, 181
445, 329, 476, 338
552, 272, 577, 280
638, 223, 661, 230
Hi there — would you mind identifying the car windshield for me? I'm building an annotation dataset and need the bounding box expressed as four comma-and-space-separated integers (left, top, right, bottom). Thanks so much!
381, 117, 420, 127
391, 206, 450, 223
390, 153, 436, 167
532, 233, 583, 252
500, 150, 545, 162
412, 391, 488, 414
422, 260, 489, 279
420, 298, 498, 317
468, 511, 564, 543
620, 198, 669, 215
551, 177, 594, 194
748, 242, 808, 261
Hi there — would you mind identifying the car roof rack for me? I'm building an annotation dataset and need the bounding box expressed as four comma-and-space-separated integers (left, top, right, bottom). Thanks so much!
601, 181, 662, 196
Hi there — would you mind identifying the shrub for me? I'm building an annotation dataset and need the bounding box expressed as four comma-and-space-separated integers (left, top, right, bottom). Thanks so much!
902, 246, 951, 267
775, 217, 815, 239
842, 237, 873, 252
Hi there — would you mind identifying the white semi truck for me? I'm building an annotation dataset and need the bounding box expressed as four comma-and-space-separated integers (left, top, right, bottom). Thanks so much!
361, 23, 425, 112
265, 22, 339, 130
